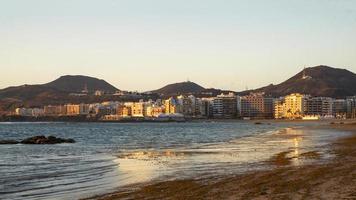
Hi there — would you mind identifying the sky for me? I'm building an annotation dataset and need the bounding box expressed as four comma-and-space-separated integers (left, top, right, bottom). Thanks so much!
0, 0, 356, 92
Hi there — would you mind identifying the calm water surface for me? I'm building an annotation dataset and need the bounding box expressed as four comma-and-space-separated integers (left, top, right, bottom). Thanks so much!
0, 121, 350, 200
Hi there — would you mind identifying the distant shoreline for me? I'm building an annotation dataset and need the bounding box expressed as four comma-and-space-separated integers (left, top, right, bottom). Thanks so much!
0, 115, 353, 124
0, 115, 187, 123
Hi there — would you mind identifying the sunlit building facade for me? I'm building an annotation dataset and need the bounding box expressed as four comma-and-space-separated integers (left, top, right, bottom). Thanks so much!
164, 97, 178, 114
284, 93, 305, 119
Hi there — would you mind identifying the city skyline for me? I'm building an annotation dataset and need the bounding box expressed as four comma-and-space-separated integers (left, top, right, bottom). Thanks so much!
1, 0, 356, 91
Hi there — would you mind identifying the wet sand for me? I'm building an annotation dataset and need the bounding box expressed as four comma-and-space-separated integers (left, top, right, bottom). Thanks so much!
90, 122, 356, 200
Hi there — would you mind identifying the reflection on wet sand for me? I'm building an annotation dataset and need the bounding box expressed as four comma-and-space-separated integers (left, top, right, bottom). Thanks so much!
114, 158, 159, 184
118, 150, 185, 160
292, 137, 302, 165
113, 127, 335, 184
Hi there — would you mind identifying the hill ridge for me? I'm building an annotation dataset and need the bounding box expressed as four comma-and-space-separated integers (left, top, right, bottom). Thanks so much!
152, 81, 206, 95
242, 65, 356, 98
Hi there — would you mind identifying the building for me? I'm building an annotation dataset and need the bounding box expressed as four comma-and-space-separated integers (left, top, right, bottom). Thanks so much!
15, 108, 44, 117
193, 97, 203, 117
176, 95, 194, 115
44, 105, 66, 116
131, 102, 145, 117
65, 104, 80, 116
304, 97, 333, 118
236, 96, 241, 117
15, 108, 30, 116
145, 105, 164, 117
189, 95, 202, 116
164, 98, 178, 114
95, 102, 118, 116
241, 93, 274, 119
117, 104, 131, 118
213, 93, 238, 118
95, 90, 104, 96
284, 93, 306, 119
346, 96, 356, 119
200, 98, 214, 118
333, 99, 347, 119
79, 104, 90, 115
32, 108, 45, 117
274, 99, 285, 119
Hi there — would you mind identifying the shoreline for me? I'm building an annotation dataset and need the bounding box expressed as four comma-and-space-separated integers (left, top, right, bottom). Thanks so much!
1, 116, 355, 124
88, 122, 356, 200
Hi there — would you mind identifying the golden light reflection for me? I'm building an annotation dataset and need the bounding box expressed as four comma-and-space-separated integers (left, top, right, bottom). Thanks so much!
291, 137, 303, 166
114, 157, 160, 185
114, 150, 186, 185
118, 150, 185, 160
293, 137, 300, 156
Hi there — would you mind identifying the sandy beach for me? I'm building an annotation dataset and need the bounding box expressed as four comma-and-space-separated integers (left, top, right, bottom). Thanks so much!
89, 122, 356, 200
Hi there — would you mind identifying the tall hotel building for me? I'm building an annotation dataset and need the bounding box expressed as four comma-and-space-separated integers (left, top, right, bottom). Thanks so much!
212, 93, 238, 118
283, 93, 306, 119
240, 93, 274, 119
273, 93, 306, 119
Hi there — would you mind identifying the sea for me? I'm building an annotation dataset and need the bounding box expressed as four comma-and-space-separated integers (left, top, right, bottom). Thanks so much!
0, 121, 351, 200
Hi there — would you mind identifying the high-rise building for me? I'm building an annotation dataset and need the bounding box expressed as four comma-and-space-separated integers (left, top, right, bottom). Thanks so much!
333, 99, 347, 119
176, 95, 193, 115
200, 98, 214, 118
346, 96, 356, 119
284, 93, 306, 119
241, 93, 274, 119
213, 93, 238, 118
188, 95, 200, 116
304, 97, 333, 117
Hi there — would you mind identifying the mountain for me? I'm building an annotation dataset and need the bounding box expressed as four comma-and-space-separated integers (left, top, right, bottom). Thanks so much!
152, 81, 205, 96
44, 75, 118, 93
242, 65, 356, 98
0, 75, 119, 112
0, 85, 66, 101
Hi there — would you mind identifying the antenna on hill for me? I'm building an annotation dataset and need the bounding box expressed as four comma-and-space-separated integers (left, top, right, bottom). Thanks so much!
187, 77, 190, 82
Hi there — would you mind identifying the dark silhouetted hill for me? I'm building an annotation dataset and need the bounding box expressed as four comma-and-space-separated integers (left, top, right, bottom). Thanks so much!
44, 75, 118, 93
241, 65, 356, 98
152, 81, 205, 96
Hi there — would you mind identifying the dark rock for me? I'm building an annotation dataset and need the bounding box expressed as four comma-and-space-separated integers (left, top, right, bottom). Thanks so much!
255, 122, 263, 125
21, 135, 47, 144
0, 140, 19, 145
20, 135, 75, 144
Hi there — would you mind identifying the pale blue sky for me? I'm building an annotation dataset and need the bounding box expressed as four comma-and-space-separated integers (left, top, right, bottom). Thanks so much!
0, 0, 355, 91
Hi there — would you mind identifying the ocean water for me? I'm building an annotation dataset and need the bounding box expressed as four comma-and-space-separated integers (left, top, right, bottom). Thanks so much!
0, 121, 350, 200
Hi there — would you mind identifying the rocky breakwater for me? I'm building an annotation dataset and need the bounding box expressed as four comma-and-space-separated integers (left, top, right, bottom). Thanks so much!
0, 135, 75, 145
